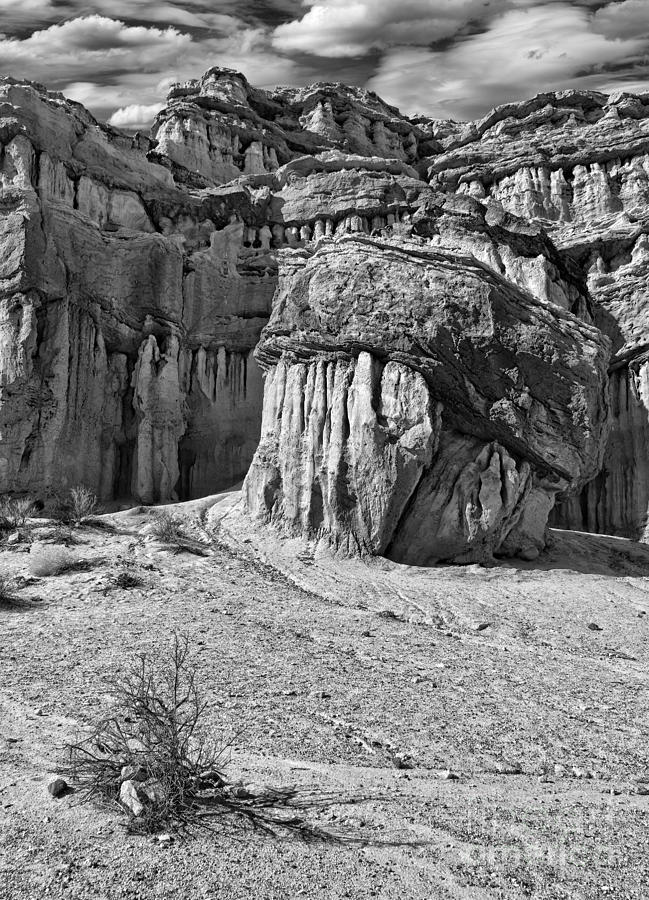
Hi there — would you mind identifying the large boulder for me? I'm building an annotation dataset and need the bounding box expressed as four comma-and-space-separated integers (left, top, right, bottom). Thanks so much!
244, 235, 611, 564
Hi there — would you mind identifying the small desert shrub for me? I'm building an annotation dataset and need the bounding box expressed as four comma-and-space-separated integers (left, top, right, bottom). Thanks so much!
0, 495, 35, 530
112, 570, 144, 590
60, 634, 346, 839
28, 542, 76, 576
0, 575, 40, 609
52, 485, 101, 527
150, 512, 184, 543
0, 576, 18, 607
68, 485, 100, 525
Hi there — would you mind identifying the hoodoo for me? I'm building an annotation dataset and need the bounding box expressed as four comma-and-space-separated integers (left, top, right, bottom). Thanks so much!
244, 234, 609, 564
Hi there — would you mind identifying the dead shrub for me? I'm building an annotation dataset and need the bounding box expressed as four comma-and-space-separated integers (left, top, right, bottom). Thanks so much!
150, 512, 184, 543
112, 570, 144, 590
27, 542, 95, 576
29, 543, 74, 576
0, 575, 19, 607
0, 575, 41, 609
0, 495, 35, 530
60, 634, 349, 839
68, 485, 100, 525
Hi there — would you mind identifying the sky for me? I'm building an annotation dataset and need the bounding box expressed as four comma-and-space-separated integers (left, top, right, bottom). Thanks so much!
0, 0, 648, 129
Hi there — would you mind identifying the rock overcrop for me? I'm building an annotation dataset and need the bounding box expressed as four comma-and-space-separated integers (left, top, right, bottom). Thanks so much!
2, 66, 649, 557
244, 235, 610, 564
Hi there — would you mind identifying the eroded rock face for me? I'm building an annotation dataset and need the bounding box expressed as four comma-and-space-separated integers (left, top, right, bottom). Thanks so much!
244, 237, 610, 564
422, 88, 649, 539
151, 68, 436, 186
1, 68, 646, 554
0, 78, 273, 503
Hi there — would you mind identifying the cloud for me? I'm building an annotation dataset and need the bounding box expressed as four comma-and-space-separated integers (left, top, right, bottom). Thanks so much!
1, 2, 648, 128
108, 102, 163, 130
0, 15, 298, 126
593, 0, 649, 40
273, 0, 501, 57
368, 3, 649, 119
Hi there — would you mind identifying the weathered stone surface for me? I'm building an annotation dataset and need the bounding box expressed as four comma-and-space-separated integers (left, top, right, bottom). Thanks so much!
152, 68, 435, 187
245, 352, 441, 556
244, 236, 610, 563
2, 66, 648, 556
0, 77, 271, 503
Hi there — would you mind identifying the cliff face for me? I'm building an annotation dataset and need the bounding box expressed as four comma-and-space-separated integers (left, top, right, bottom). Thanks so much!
1, 67, 647, 554
0, 77, 276, 503
423, 89, 649, 538
0, 69, 455, 505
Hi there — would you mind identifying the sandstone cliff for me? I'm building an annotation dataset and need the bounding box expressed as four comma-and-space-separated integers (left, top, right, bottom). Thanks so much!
2, 66, 648, 559
244, 234, 609, 564
422, 89, 649, 539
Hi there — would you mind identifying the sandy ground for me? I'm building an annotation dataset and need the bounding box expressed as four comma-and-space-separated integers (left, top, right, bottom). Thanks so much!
1, 492, 648, 899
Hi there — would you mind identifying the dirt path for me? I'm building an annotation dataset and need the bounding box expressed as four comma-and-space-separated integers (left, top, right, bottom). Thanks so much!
1, 498, 648, 898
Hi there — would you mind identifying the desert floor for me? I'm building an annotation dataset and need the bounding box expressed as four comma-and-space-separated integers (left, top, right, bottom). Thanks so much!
1, 492, 647, 899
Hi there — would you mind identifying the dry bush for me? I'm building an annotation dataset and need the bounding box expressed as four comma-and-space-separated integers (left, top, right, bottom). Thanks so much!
28, 542, 85, 576
150, 512, 184, 543
0, 496, 35, 530
68, 486, 100, 525
0, 575, 40, 609
112, 570, 144, 590
60, 634, 349, 839
0, 576, 19, 608
51, 485, 101, 527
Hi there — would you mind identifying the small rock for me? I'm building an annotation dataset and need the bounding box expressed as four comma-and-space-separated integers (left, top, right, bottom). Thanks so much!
537, 774, 553, 784
48, 778, 69, 798
197, 769, 226, 788
157, 833, 173, 845
120, 780, 145, 816
475, 622, 491, 631
587, 622, 602, 631
6, 532, 21, 545
141, 779, 166, 805
440, 769, 459, 780
120, 764, 146, 782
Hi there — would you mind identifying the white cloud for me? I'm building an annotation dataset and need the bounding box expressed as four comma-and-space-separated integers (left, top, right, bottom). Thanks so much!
0, 15, 297, 124
1, 2, 647, 127
593, 0, 649, 40
108, 102, 163, 130
273, 0, 500, 57
368, 3, 649, 119
0, 0, 57, 30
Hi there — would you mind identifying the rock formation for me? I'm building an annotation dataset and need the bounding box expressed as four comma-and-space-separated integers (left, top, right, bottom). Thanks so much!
244, 235, 609, 563
2, 66, 649, 559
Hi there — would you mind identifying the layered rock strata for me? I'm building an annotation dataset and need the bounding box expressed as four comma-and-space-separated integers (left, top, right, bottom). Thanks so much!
0, 78, 275, 503
244, 237, 610, 564
2, 67, 648, 555
422, 88, 649, 538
